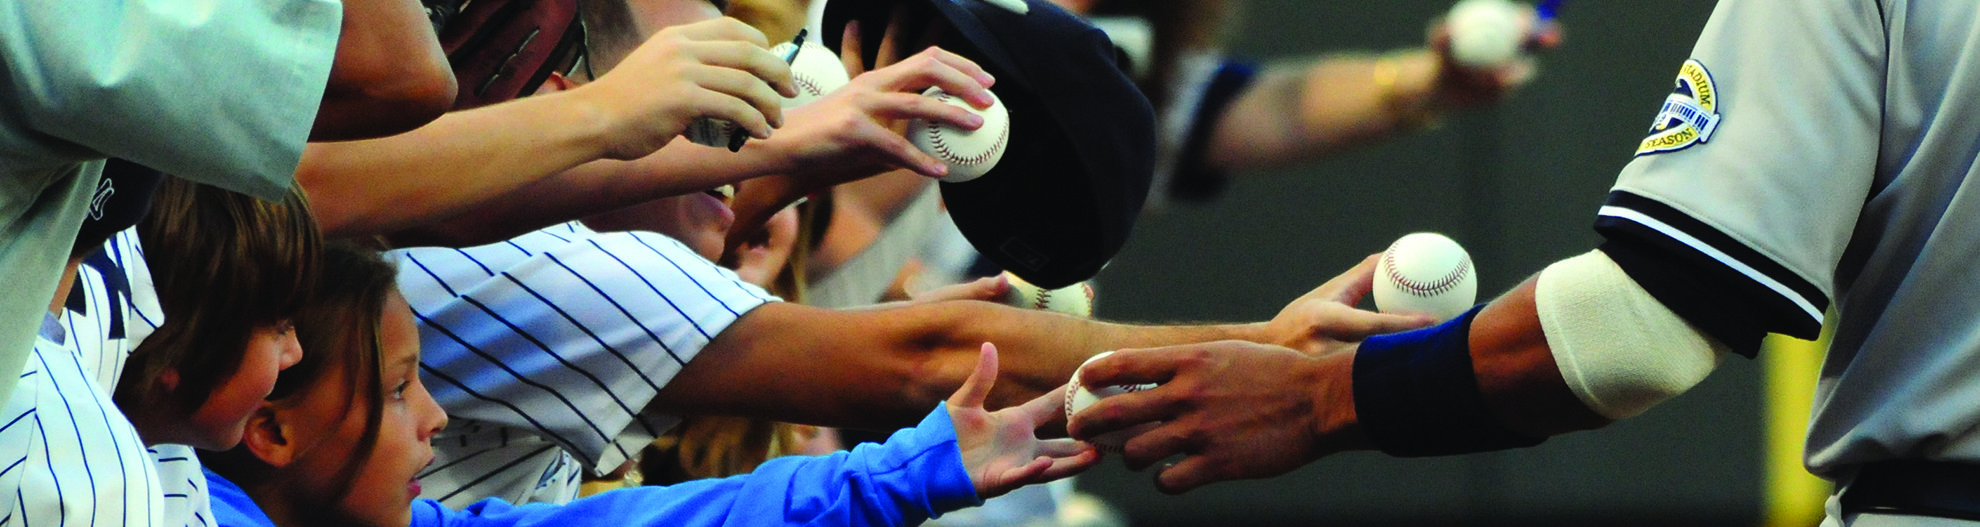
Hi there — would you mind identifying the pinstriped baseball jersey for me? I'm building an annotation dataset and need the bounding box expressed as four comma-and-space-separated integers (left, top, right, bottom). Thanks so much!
393, 222, 777, 508
45, 229, 210, 527
62, 229, 162, 391
0, 314, 165, 527
1590, 0, 1980, 477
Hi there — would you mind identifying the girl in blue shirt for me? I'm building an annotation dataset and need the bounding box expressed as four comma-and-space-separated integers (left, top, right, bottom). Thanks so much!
203, 243, 1098, 527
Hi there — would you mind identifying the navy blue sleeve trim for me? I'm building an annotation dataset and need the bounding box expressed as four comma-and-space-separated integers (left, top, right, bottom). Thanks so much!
1594, 190, 1828, 356
1169, 60, 1258, 201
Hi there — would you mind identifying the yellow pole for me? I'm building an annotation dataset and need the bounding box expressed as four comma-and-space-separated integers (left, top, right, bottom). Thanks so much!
1760, 326, 1834, 527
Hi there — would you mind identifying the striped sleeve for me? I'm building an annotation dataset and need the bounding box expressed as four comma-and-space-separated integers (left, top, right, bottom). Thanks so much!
1595, 191, 1830, 356
1592, 0, 1882, 356
394, 223, 777, 478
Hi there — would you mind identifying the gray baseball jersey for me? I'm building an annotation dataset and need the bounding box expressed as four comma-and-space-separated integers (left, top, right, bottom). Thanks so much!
394, 222, 776, 508
1590, 0, 1980, 479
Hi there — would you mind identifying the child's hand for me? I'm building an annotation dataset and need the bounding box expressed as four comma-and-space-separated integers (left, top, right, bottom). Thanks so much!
948, 343, 1100, 499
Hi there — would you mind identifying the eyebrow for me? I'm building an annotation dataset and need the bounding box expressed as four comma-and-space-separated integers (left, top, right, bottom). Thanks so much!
391, 352, 421, 374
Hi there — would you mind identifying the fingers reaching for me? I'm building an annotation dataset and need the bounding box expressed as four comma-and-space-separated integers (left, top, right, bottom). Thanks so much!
948, 342, 999, 409
912, 276, 1008, 303
1314, 253, 1382, 305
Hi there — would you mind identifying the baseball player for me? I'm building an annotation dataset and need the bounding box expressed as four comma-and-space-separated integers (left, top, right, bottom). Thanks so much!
1068, 1, 1980, 525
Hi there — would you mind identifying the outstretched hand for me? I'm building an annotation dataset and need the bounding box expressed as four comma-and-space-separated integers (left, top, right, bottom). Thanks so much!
722, 43, 993, 254
577, 17, 797, 161
1268, 254, 1436, 354
911, 276, 1010, 304
1066, 341, 1361, 494
949, 343, 1100, 499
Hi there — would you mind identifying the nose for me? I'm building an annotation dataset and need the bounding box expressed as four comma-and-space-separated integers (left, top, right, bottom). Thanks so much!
412, 381, 448, 440
277, 330, 304, 370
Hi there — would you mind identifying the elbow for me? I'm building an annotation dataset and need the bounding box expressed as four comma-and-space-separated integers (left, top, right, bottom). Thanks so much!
311, 0, 459, 141
312, 66, 457, 141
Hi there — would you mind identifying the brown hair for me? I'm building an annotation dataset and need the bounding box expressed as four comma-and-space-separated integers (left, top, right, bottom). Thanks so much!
119, 178, 321, 413
579, 0, 644, 73
205, 242, 399, 499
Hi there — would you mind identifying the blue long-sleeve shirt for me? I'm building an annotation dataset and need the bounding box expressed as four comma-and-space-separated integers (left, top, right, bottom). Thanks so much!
210, 405, 983, 527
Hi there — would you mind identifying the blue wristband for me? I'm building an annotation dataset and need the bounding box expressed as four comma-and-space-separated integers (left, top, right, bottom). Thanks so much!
1352, 305, 1545, 457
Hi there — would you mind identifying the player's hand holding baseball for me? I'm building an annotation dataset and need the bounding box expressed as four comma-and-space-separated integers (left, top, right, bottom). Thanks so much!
1426, 10, 1563, 108
1066, 341, 1360, 494
949, 342, 1101, 498
1266, 254, 1435, 354
573, 17, 797, 161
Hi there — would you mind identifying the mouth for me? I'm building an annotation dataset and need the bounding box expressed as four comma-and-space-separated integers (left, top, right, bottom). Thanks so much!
707, 184, 735, 201
409, 455, 434, 497
694, 186, 737, 229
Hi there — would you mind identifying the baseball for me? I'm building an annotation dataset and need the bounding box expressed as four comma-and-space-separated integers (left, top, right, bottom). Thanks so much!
1373, 232, 1478, 321
1001, 271, 1094, 318
1446, 0, 1532, 69
907, 88, 1009, 183
1064, 351, 1158, 450
770, 41, 850, 108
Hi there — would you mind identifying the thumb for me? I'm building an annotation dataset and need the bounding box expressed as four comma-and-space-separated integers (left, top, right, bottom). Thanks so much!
1326, 306, 1439, 340
948, 342, 999, 409
1316, 253, 1383, 305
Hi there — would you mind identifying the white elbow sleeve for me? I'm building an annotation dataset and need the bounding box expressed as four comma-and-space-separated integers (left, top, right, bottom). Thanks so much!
1535, 250, 1729, 420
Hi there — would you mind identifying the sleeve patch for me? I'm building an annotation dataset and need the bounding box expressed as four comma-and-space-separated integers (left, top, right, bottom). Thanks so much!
1637, 59, 1722, 156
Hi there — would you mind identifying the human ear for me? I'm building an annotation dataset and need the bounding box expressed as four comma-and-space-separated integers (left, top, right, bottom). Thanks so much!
241, 406, 300, 467
159, 368, 181, 393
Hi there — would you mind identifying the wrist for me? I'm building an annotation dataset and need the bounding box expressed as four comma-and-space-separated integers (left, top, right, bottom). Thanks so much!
547, 87, 624, 161
1372, 49, 1444, 130
1231, 322, 1284, 348
1309, 350, 1371, 454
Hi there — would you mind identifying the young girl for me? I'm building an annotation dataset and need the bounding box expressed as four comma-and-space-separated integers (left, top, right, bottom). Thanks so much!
205, 243, 1097, 527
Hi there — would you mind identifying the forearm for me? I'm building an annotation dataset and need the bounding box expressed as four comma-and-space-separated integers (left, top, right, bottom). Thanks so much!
1321, 275, 1606, 454
1204, 50, 1440, 173
662, 301, 1272, 430
1469, 277, 1608, 437
302, 90, 616, 239
386, 133, 822, 247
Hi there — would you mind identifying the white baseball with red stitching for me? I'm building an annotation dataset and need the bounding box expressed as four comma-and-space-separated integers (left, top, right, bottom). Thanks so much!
1064, 351, 1158, 451
907, 88, 1009, 183
1373, 232, 1479, 321
1000, 271, 1095, 318
771, 41, 850, 108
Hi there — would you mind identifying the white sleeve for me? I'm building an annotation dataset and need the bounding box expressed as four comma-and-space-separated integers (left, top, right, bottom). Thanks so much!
0, 0, 342, 200
394, 224, 778, 473
1593, 0, 1883, 354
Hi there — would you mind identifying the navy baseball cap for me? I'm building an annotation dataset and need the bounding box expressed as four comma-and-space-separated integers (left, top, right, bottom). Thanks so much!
73, 159, 164, 256
825, 0, 1156, 288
